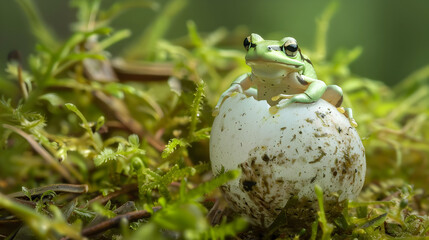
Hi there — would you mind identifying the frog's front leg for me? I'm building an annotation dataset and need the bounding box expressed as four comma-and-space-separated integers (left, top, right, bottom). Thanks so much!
213, 73, 253, 116
270, 74, 327, 113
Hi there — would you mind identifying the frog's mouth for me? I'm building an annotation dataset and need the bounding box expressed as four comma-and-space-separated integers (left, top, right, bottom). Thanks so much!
246, 60, 304, 80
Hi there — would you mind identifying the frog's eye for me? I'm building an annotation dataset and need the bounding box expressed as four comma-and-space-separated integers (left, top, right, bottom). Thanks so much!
243, 36, 251, 51
282, 41, 298, 57
243, 36, 257, 51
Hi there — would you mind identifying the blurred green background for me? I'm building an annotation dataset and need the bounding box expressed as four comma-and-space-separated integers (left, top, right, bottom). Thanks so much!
1, 0, 429, 85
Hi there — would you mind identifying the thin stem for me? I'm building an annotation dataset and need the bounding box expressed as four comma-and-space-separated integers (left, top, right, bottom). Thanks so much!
7, 184, 88, 198
17, 64, 28, 100
81, 207, 161, 237
3, 124, 76, 183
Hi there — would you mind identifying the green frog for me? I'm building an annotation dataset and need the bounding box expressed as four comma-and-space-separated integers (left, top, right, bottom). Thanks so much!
213, 33, 357, 127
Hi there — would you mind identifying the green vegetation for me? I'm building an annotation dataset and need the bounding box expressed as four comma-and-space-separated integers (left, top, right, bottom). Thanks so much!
1, 0, 429, 239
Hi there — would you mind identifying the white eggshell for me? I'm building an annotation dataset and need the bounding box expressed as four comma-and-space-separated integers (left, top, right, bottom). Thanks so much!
210, 93, 366, 228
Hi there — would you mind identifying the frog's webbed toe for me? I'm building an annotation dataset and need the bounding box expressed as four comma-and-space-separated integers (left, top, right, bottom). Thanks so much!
344, 107, 358, 127
337, 107, 345, 114
271, 94, 293, 102
212, 107, 220, 117
269, 98, 293, 114
350, 118, 358, 128
269, 93, 313, 114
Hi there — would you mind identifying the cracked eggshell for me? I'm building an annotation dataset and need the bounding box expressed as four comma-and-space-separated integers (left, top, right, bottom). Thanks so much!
210, 93, 366, 228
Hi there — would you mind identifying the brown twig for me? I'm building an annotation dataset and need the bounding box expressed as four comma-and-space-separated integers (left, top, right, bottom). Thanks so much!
94, 90, 165, 151
2, 124, 76, 183
112, 59, 172, 82
8, 50, 28, 100
87, 184, 137, 206
79, 40, 166, 152
7, 184, 88, 199
81, 207, 161, 237
9, 198, 37, 208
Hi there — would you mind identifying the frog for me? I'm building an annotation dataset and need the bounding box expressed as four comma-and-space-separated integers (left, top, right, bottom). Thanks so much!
213, 33, 357, 127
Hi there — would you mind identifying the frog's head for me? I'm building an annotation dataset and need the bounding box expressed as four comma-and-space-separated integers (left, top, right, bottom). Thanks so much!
244, 33, 315, 80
